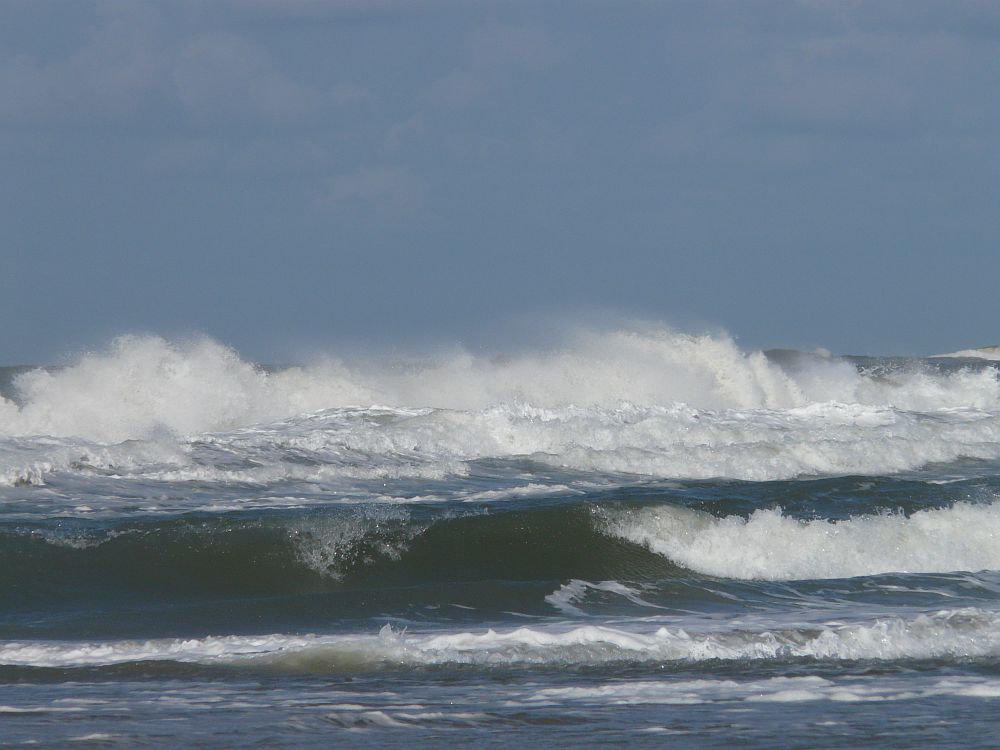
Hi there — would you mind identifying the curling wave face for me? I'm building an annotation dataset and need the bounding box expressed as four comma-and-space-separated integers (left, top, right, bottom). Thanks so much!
605, 500, 1000, 580
1, 328, 999, 490
4, 494, 1000, 638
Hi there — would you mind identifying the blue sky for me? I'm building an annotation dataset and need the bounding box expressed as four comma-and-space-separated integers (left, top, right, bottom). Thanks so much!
2, 0, 999, 363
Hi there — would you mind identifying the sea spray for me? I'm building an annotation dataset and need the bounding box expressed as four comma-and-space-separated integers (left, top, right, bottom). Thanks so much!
3, 328, 998, 444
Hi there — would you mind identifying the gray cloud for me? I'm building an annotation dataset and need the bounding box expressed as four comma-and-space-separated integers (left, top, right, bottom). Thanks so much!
0, 2, 159, 122
321, 165, 424, 215
173, 32, 320, 125
215, 0, 443, 23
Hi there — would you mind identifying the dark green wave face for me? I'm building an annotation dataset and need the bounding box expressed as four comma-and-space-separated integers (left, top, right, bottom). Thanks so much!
0, 500, 667, 639
5, 475, 1000, 641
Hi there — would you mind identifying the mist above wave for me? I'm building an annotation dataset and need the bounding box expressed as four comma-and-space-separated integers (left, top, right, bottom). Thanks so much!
1, 327, 998, 444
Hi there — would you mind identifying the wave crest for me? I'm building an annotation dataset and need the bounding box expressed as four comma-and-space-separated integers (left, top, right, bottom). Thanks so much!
606, 501, 1000, 580
3, 328, 997, 444
2, 328, 1000, 485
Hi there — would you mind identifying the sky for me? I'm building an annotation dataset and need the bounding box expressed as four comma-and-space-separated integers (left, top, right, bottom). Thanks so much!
2, 0, 999, 363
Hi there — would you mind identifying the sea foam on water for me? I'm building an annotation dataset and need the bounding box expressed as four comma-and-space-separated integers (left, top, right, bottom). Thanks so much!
1, 327, 999, 487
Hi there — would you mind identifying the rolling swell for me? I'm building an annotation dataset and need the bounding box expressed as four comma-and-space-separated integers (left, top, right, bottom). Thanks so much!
0, 503, 673, 639
7, 492, 1000, 642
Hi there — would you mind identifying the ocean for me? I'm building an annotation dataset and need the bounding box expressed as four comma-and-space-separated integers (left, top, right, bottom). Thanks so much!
3, 327, 1000, 748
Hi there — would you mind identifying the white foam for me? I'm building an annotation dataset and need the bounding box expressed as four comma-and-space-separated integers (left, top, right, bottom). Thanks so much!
606, 501, 1000, 580
9, 397, 1000, 489
2, 328, 1000, 486
545, 579, 665, 616
3, 608, 999, 668
0, 434, 190, 488
68, 734, 120, 743
4, 329, 998, 443
524, 674, 1000, 706
461, 483, 583, 502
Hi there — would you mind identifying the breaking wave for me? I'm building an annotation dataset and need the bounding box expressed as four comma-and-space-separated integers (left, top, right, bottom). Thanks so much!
608, 500, 1000, 580
3, 328, 999, 442
3, 608, 998, 670
2, 327, 1000, 485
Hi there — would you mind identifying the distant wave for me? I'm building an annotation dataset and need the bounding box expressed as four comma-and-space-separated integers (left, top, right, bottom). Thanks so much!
2, 328, 1000, 485
3, 329, 999, 442
932, 346, 1000, 361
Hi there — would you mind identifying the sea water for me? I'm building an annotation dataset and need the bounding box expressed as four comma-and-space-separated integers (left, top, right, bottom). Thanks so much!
3, 327, 1000, 747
